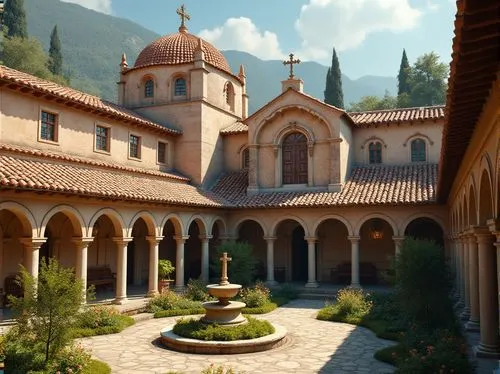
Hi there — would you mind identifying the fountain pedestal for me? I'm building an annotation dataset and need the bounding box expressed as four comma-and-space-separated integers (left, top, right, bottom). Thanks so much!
201, 301, 247, 325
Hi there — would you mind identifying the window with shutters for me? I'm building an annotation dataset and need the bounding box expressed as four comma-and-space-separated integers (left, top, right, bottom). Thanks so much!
368, 141, 382, 164
411, 138, 426, 162
282, 132, 308, 185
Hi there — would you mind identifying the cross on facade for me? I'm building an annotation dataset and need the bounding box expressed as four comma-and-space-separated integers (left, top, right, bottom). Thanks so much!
219, 252, 232, 285
283, 53, 301, 79
176, 4, 190, 32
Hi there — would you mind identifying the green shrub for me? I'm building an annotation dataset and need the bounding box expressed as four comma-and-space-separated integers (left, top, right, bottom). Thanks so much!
239, 282, 270, 307
173, 316, 274, 341
70, 315, 134, 338
82, 359, 111, 374
154, 308, 205, 318
242, 302, 278, 314
3, 330, 46, 374
145, 290, 202, 313
76, 305, 121, 329
211, 241, 258, 286
158, 259, 175, 280
395, 238, 452, 328
185, 278, 211, 301
0, 335, 4, 363
317, 288, 373, 324
48, 343, 91, 374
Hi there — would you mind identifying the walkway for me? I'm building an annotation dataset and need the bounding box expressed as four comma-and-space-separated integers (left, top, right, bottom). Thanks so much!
79, 299, 396, 374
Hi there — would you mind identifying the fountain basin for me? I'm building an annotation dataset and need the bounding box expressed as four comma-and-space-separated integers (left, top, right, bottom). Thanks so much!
160, 323, 287, 354
201, 301, 246, 325
206, 284, 241, 301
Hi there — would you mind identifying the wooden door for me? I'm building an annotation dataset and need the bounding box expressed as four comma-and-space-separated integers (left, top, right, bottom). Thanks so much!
282, 133, 308, 184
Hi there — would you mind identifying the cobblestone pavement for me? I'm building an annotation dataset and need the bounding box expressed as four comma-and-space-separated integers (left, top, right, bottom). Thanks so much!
79, 299, 396, 374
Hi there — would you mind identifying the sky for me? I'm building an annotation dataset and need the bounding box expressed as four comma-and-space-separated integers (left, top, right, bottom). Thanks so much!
60, 0, 457, 79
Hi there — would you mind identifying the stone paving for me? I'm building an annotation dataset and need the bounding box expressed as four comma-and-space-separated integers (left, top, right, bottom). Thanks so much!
78, 299, 396, 374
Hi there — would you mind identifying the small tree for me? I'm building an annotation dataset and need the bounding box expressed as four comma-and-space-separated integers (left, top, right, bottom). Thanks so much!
397, 49, 411, 96
2, 0, 28, 39
8, 257, 85, 365
158, 259, 175, 280
324, 47, 344, 109
48, 25, 63, 76
211, 241, 258, 286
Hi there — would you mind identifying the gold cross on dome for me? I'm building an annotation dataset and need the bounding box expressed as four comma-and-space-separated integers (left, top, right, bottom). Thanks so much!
219, 252, 232, 286
283, 53, 301, 79
177, 4, 190, 32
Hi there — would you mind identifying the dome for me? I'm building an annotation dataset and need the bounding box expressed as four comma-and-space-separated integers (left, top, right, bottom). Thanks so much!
134, 32, 231, 74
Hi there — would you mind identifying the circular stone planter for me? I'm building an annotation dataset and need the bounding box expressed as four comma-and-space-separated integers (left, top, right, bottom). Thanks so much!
160, 323, 287, 354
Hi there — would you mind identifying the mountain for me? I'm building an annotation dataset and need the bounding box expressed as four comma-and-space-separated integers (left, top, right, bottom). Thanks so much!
24, 0, 397, 112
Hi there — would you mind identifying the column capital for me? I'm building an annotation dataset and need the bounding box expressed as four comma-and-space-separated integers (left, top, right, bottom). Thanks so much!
19, 237, 46, 249
111, 237, 133, 246
174, 235, 190, 243
472, 226, 494, 244
146, 236, 164, 245
392, 235, 405, 242
304, 236, 318, 243
347, 235, 360, 243
263, 236, 277, 242
71, 237, 94, 249
487, 218, 499, 233
199, 235, 213, 241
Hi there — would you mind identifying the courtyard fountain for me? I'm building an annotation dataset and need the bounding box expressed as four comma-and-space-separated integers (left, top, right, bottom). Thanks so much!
160, 252, 287, 354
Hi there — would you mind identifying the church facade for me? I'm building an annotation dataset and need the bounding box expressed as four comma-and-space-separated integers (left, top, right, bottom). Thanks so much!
0, 0, 499, 357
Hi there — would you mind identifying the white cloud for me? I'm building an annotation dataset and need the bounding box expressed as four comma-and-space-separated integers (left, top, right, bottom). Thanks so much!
295, 0, 422, 60
60, 0, 112, 14
198, 17, 286, 60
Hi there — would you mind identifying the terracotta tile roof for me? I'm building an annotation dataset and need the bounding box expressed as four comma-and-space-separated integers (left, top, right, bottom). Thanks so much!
349, 106, 445, 127
0, 143, 189, 181
220, 121, 248, 135
134, 32, 231, 74
0, 65, 181, 136
211, 164, 437, 208
437, 0, 500, 202
0, 146, 223, 207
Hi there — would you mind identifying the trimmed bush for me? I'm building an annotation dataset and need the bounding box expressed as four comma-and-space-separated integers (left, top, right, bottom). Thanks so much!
242, 302, 278, 314
239, 282, 270, 307
71, 306, 135, 338
154, 308, 205, 318
82, 359, 111, 374
317, 288, 372, 324
173, 316, 274, 341
211, 241, 258, 286
146, 290, 202, 313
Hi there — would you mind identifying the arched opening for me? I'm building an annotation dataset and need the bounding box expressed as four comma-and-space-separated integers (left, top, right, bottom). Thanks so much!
275, 219, 307, 282
237, 220, 266, 281
468, 186, 477, 227
144, 79, 154, 98
404, 217, 444, 248
411, 138, 426, 162
368, 141, 382, 164
160, 218, 182, 284
479, 170, 493, 225
359, 218, 394, 284
127, 218, 153, 294
241, 148, 250, 169
282, 132, 308, 185
225, 82, 235, 112
174, 77, 187, 97
316, 219, 350, 284
185, 219, 205, 281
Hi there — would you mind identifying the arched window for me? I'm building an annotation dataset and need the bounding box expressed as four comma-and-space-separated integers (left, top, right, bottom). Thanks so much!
225, 82, 234, 111
282, 132, 308, 184
144, 79, 154, 98
242, 148, 249, 169
411, 138, 426, 162
174, 77, 187, 96
368, 141, 382, 164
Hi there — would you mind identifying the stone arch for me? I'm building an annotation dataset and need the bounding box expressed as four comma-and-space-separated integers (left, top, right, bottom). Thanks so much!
127, 211, 157, 237
404, 216, 444, 247
209, 216, 227, 237
271, 215, 310, 237
0, 201, 37, 237
313, 214, 354, 237
160, 213, 184, 237
40, 205, 85, 238
401, 212, 444, 235
461, 192, 468, 231
355, 213, 398, 236
170, 72, 189, 99
232, 216, 268, 237
478, 167, 494, 226
185, 214, 208, 236
88, 208, 126, 237
468, 179, 478, 227
273, 121, 315, 146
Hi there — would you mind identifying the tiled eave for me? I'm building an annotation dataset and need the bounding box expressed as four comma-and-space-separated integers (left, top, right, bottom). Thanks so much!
349, 106, 445, 127
0, 65, 182, 137
437, 0, 500, 203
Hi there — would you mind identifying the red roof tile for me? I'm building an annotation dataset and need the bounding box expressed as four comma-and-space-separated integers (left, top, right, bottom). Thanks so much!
0, 148, 223, 207
0, 65, 181, 136
220, 121, 248, 135
211, 164, 437, 208
349, 106, 445, 127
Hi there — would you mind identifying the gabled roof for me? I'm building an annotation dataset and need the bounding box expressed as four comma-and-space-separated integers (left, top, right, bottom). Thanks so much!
211, 164, 437, 208
349, 106, 445, 127
0, 65, 181, 136
220, 121, 248, 135
437, 0, 500, 202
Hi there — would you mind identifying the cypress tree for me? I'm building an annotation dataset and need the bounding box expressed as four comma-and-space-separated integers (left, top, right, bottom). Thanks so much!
397, 49, 411, 96
3, 0, 28, 39
48, 25, 63, 76
324, 47, 344, 109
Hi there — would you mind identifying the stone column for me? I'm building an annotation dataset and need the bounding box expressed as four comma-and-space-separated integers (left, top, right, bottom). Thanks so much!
73, 237, 93, 303
493, 230, 500, 337
466, 232, 480, 331
461, 234, 471, 320
455, 237, 465, 307
174, 236, 189, 290
264, 236, 277, 286
200, 235, 212, 283
304, 236, 318, 288
20, 238, 46, 281
453, 237, 461, 300
348, 236, 361, 288
113, 237, 132, 305
392, 236, 405, 256
146, 236, 163, 297
474, 228, 500, 358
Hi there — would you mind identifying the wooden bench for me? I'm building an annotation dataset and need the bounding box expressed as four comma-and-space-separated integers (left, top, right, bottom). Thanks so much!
333, 262, 378, 284
4, 274, 23, 305
87, 265, 115, 291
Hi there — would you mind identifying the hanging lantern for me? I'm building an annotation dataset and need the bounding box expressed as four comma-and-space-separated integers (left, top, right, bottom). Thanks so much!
370, 219, 384, 240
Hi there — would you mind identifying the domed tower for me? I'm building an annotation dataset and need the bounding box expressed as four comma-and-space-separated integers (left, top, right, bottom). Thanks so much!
117, 5, 248, 186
